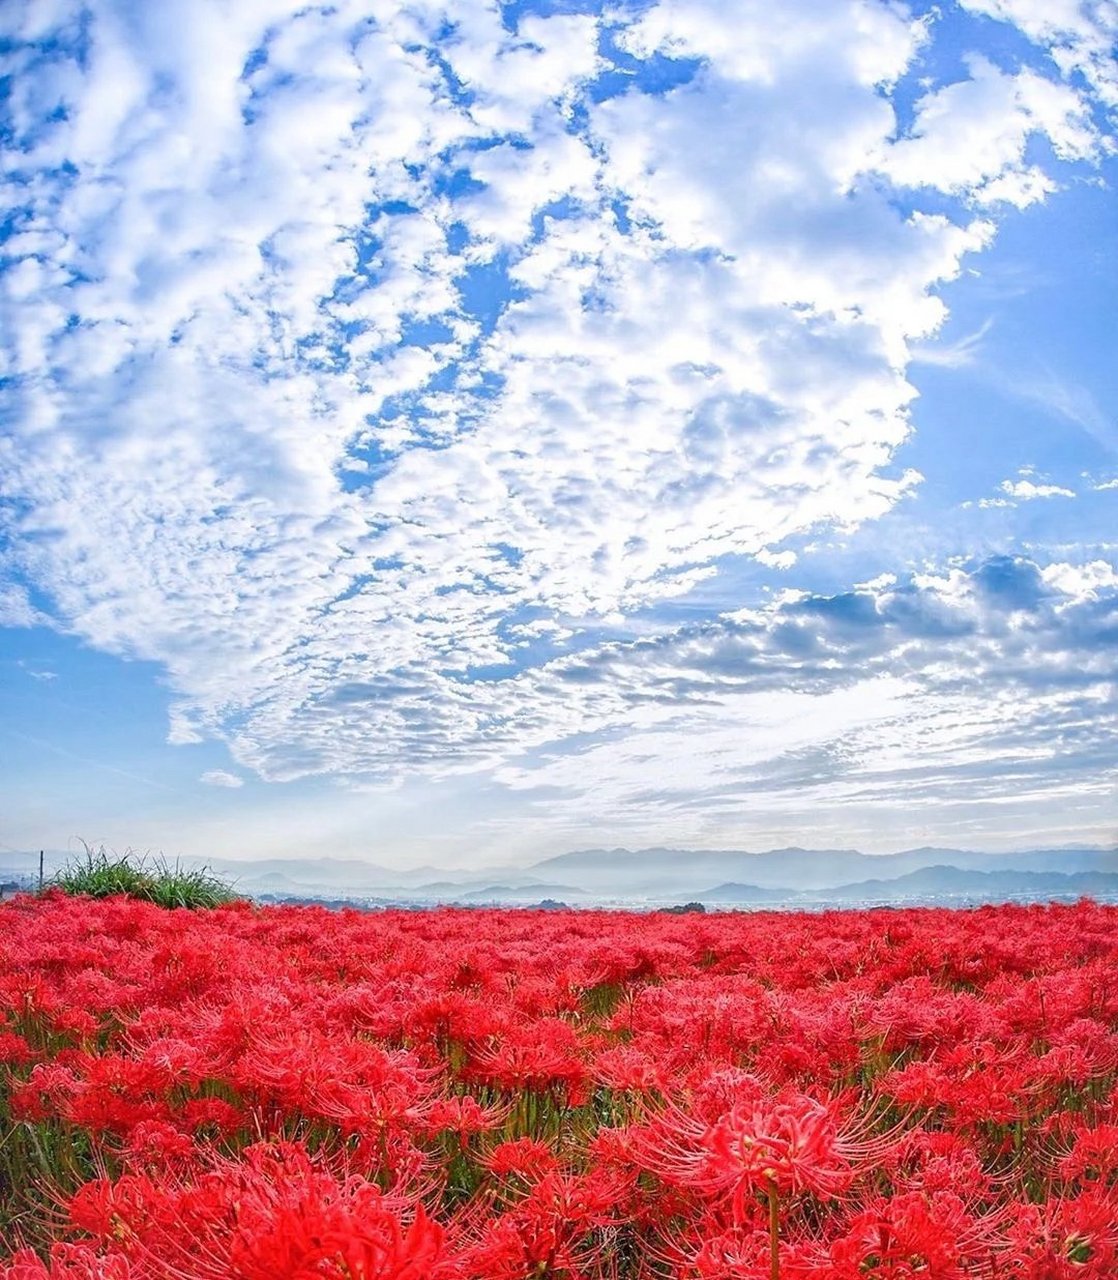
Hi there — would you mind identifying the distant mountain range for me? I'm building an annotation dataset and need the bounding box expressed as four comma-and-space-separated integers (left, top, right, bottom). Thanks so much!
5, 844, 1117, 908
530, 845, 1118, 892
668, 865, 1118, 906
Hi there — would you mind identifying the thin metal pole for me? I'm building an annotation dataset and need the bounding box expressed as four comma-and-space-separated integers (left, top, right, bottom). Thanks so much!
38, 849, 44, 892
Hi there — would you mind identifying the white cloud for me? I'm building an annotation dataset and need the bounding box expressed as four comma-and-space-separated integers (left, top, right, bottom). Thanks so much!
484, 554, 1118, 840
617, 0, 921, 91
880, 55, 1102, 205
957, 0, 1118, 111
200, 770, 245, 789
0, 0, 1113, 810
998, 477, 1076, 500
0, 583, 46, 628
17, 660, 58, 680
756, 549, 798, 570
1040, 559, 1118, 596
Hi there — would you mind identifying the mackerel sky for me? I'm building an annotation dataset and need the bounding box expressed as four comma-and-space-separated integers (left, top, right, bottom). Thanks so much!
1, 0, 1116, 868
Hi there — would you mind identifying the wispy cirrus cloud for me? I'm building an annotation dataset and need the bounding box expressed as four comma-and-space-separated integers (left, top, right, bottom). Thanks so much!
909, 317, 994, 368
1013, 376, 1118, 455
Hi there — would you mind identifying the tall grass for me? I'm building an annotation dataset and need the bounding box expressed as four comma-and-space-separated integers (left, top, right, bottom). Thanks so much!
50, 845, 239, 909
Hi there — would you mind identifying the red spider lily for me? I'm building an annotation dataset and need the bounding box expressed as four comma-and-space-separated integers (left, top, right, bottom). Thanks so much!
420, 1095, 507, 1141
882, 1129, 994, 1199
591, 1045, 666, 1093
642, 1087, 885, 1280
122, 1121, 195, 1168
828, 1190, 1006, 1278
468, 1017, 589, 1101
456, 1168, 628, 1279
681, 1223, 822, 1280
0, 1030, 37, 1065
71, 1142, 458, 1280
678, 1224, 774, 1279
1055, 1122, 1118, 1183
177, 1097, 247, 1139
0, 1245, 132, 1279
6, 893, 1118, 1279
1001, 1189, 1118, 1278
587, 1125, 643, 1168
480, 1137, 558, 1181
646, 1088, 871, 1211
9, 1061, 83, 1123
687, 1070, 767, 1123
701, 1093, 859, 1205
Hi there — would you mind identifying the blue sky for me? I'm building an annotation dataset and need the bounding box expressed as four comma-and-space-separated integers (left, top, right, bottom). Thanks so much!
1, 0, 1116, 869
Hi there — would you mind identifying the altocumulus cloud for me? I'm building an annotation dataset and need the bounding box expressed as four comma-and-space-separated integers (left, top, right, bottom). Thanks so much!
0, 0, 1115, 823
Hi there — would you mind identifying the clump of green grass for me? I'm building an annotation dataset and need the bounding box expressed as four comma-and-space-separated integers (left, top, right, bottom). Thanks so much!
50, 844, 239, 909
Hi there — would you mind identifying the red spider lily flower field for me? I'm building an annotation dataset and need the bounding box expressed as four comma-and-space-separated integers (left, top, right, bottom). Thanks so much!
3, 891, 1118, 1278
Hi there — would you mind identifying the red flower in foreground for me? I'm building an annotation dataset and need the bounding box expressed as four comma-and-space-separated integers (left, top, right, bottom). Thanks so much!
705, 1094, 856, 1201
67, 1142, 455, 1280
652, 1089, 867, 1221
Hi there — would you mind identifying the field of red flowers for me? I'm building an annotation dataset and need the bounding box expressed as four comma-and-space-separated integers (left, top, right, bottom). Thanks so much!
2, 891, 1118, 1278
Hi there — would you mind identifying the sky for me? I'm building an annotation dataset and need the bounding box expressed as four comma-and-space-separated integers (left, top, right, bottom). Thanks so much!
1, 0, 1116, 871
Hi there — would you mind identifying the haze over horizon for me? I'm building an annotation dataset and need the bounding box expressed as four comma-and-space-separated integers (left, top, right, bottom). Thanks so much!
2, 0, 1116, 870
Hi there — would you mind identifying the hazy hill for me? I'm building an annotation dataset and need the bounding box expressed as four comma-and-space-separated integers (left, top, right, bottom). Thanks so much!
455, 883, 587, 902
528, 845, 1118, 893
825, 865, 1118, 903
